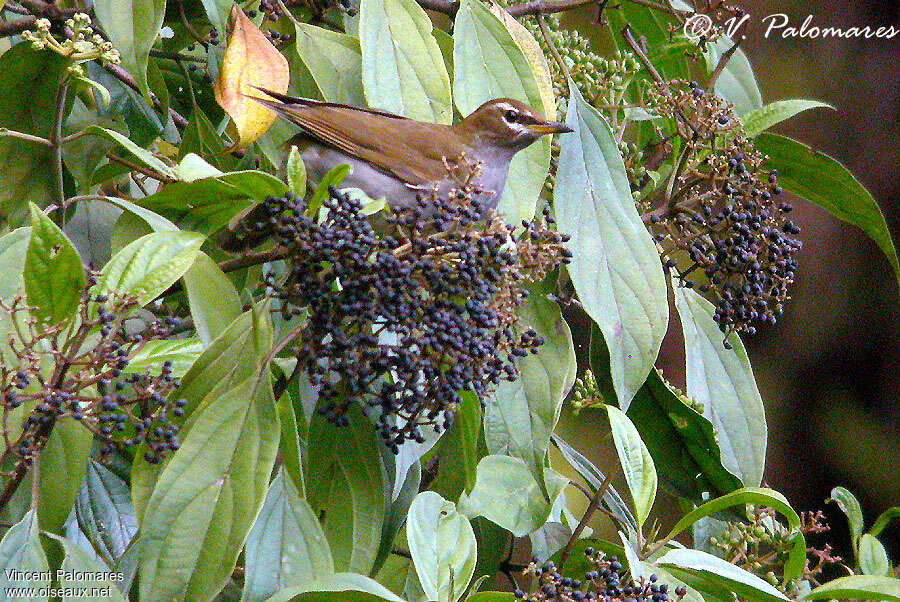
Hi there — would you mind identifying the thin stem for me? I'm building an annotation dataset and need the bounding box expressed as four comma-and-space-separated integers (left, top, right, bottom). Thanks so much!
219, 249, 290, 273
107, 153, 175, 183
0, 128, 52, 147
104, 64, 189, 127
707, 24, 746, 89
537, 15, 570, 80
29, 454, 40, 511
558, 466, 617, 566
148, 49, 206, 63
50, 77, 70, 208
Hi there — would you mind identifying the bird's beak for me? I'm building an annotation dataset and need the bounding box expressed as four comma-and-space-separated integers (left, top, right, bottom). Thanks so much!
528, 120, 574, 135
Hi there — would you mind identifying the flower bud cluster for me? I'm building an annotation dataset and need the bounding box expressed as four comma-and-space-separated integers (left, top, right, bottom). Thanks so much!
515, 552, 687, 601
242, 183, 569, 450
22, 13, 121, 71
1, 279, 185, 469
644, 81, 800, 340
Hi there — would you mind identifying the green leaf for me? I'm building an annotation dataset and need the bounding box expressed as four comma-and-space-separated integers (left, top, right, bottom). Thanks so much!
241, 469, 334, 602
0, 510, 50, 598
265, 573, 406, 601
803, 576, 900, 601
870, 507, 900, 538
37, 419, 93, 534
430, 391, 483, 502
75, 460, 138, 566
95, 231, 204, 307
294, 23, 366, 106
458, 455, 567, 537
554, 84, 668, 407
138, 170, 289, 235
829, 486, 865, 550
287, 146, 307, 197
483, 289, 575, 485
742, 100, 833, 137
306, 404, 387, 574
674, 286, 766, 486
0, 227, 31, 364
664, 487, 800, 542
88, 195, 178, 233
467, 594, 515, 602
76, 125, 176, 179
626, 368, 743, 501
359, 0, 452, 123
859, 534, 891, 577
50, 534, 128, 602
24, 203, 85, 325
550, 435, 637, 535
705, 37, 762, 116
126, 339, 204, 377
201, 0, 233, 39
0, 44, 69, 213
139, 367, 280, 601
657, 548, 789, 602
452, 0, 551, 223
605, 406, 656, 529
407, 492, 477, 602
183, 251, 242, 345
94, 0, 167, 96
131, 308, 270, 520
373, 459, 419, 575
755, 132, 900, 289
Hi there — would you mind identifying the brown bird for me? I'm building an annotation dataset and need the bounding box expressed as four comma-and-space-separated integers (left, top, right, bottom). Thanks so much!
251, 88, 572, 210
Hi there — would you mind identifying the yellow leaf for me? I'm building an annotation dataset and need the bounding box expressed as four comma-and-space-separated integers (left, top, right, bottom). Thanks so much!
487, 3, 556, 121
214, 5, 290, 149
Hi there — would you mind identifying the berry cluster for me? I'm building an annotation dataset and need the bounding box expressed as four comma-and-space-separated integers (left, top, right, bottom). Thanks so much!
1, 279, 186, 468
241, 184, 569, 450
643, 81, 801, 340
515, 552, 687, 601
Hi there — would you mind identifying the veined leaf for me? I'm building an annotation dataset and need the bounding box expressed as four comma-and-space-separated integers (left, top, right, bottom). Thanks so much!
859, 534, 891, 577
742, 100, 833, 137
359, 0, 452, 123
755, 132, 900, 290
829, 486, 865, 551
605, 406, 656, 528
241, 469, 334, 602
24, 203, 85, 325
803, 575, 900, 601
658, 548, 789, 602
94, 0, 166, 96
705, 37, 762, 116
75, 461, 138, 566
554, 84, 668, 407
294, 23, 366, 106
407, 491, 477, 601
265, 573, 406, 602
674, 286, 766, 486
0, 510, 50, 598
183, 251, 242, 345
49, 534, 128, 602
452, 0, 551, 223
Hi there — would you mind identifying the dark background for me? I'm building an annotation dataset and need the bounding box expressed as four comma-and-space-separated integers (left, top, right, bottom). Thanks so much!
557, 0, 899, 564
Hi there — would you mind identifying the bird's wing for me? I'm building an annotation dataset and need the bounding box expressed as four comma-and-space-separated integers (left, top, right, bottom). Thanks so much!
251, 90, 462, 186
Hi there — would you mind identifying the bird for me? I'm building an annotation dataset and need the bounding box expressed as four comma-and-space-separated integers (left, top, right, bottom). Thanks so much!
250, 88, 572, 211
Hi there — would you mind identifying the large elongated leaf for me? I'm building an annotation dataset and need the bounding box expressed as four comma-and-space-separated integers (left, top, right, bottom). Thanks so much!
74, 125, 176, 180
37, 419, 93, 534
24, 203, 85, 325
0, 510, 49, 598
755, 132, 900, 289
674, 286, 766, 486
241, 469, 334, 602
138, 311, 279, 601
605, 406, 656, 529
94, 0, 166, 96
407, 492, 477, 601
126, 339, 204, 377
138, 170, 288, 235
626, 368, 743, 500
75, 461, 138, 566
554, 84, 668, 407
0, 228, 31, 365
803, 575, 900, 601
430, 391, 483, 502
0, 44, 68, 213
452, 0, 551, 223
458, 455, 567, 537
266, 573, 406, 602
50, 534, 128, 602
742, 100, 833, 137
306, 404, 387, 575
829, 486, 865, 551
183, 251, 242, 345
359, 0, 452, 123
293, 24, 366, 106
483, 289, 575, 484
95, 231, 204, 307
658, 548, 789, 602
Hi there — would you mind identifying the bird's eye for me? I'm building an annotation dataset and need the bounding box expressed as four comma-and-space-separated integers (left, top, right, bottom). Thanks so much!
504, 110, 519, 123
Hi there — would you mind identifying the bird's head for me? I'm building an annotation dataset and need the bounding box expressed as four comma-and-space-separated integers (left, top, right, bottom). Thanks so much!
460, 98, 572, 154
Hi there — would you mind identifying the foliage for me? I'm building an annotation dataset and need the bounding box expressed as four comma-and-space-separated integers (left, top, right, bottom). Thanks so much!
0, 0, 896, 601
